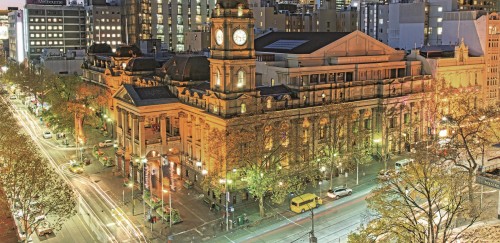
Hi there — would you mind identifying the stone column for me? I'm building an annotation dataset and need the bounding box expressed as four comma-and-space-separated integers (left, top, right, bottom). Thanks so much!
138, 116, 146, 157
131, 114, 137, 155
122, 110, 128, 147
160, 114, 167, 153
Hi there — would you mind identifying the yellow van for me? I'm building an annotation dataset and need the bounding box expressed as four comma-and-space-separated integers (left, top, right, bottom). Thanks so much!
290, 193, 323, 213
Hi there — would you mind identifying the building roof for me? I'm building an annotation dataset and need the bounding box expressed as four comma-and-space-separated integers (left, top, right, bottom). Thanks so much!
88, 43, 112, 54
257, 85, 292, 96
217, 0, 248, 8
115, 45, 142, 57
187, 81, 211, 96
419, 45, 456, 58
125, 58, 160, 72
255, 32, 350, 54
122, 84, 178, 106
419, 45, 456, 53
163, 55, 210, 81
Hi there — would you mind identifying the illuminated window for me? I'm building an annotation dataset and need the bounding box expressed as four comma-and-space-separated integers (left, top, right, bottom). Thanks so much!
437, 27, 442, 35
215, 70, 221, 86
438, 7, 443, 12
237, 70, 245, 88
241, 104, 246, 113
238, 5, 243, 17
437, 18, 442, 23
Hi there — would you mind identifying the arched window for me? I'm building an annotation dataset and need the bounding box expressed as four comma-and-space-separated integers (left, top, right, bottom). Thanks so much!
215, 70, 221, 86
266, 99, 272, 109
237, 70, 245, 88
241, 103, 246, 114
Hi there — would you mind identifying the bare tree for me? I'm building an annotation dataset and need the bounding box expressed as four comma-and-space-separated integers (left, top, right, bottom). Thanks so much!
348, 154, 480, 243
435, 89, 500, 205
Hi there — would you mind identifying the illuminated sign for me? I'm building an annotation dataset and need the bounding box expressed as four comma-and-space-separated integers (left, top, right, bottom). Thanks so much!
26, 0, 67, 5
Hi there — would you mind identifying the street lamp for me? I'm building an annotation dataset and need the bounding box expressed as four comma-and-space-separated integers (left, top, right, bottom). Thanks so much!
107, 117, 113, 138
162, 189, 171, 225
318, 181, 323, 198
141, 158, 147, 219
129, 182, 135, 215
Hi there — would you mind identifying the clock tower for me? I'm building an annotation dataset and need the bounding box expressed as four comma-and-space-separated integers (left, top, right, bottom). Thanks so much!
207, 0, 258, 117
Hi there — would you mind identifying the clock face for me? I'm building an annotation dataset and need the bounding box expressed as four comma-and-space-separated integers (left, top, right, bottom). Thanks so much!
233, 29, 247, 46
215, 29, 223, 45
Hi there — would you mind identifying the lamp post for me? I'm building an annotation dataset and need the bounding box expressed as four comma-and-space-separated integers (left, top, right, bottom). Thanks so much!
129, 182, 135, 215
319, 166, 325, 198
162, 189, 169, 224
107, 118, 113, 138
373, 138, 384, 170
142, 158, 147, 219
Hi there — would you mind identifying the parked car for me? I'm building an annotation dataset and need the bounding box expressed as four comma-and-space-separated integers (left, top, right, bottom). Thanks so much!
377, 169, 396, 181
99, 139, 114, 148
10, 95, 16, 100
35, 220, 53, 237
42, 131, 52, 139
327, 187, 352, 199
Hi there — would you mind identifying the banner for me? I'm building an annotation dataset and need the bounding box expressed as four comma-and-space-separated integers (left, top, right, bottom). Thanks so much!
26, 0, 67, 5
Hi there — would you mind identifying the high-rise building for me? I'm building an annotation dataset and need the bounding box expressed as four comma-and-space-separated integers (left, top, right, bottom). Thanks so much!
8, 9, 25, 62
85, 0, 122, 52
0, 10, 10, 61
121, 0, 152, 46
360, 0, 499, 49
24, 2, 86, 60
153, 0, 215, 52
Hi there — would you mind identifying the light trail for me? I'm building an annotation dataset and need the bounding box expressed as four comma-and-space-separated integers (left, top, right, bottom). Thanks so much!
3, 97, 146, 242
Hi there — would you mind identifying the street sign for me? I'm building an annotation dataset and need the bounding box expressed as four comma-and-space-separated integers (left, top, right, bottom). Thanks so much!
476, 175, 500, 189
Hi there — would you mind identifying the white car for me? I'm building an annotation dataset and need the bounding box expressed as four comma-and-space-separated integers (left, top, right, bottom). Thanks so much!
98, 139, 114, 148
42, 131, 52, 139
327, 187, 353, 199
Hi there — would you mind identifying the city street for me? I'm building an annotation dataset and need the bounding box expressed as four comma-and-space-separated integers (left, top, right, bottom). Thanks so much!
4, 96, 145, 242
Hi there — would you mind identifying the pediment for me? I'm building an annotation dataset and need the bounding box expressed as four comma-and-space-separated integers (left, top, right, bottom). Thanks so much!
113, 86, 136, 105
315, 31, 399, 56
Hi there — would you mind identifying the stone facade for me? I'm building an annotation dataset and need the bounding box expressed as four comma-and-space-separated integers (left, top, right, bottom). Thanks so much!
82, 1, 443, 206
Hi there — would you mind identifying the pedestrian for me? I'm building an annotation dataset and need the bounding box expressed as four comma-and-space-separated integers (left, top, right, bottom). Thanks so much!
210, 202, 215, 212
220, 221, 224, 231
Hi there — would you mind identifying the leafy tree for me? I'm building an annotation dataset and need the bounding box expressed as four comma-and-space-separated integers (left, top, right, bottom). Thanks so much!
313, 103, 353, 189
348, 155, 480, 243
230, 116, 313, 217
0, 100, 77, 242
